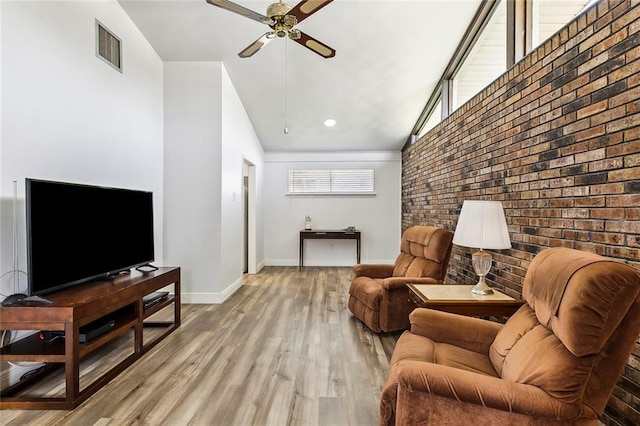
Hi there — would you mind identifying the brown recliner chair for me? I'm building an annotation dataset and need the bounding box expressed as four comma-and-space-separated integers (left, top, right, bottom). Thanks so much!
348, 226, 453, 333
380, 247, 640, 425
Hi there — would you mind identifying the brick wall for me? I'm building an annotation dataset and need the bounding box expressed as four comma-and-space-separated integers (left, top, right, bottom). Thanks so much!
401, 0, 639, 424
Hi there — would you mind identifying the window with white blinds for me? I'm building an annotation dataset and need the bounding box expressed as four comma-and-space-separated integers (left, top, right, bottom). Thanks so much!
288, 169, 375, 195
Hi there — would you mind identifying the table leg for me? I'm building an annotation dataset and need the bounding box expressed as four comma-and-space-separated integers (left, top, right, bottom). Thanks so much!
299, 238, 303, 270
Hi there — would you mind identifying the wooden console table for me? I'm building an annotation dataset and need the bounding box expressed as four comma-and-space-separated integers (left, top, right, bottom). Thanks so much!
299, 229, 361, 269
0, 267, 180, 410
408, 284, 524, 317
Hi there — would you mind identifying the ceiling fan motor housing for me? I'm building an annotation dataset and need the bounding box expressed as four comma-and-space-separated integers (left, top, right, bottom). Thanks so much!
267, 2, 298, 38
267, 2, 291, 19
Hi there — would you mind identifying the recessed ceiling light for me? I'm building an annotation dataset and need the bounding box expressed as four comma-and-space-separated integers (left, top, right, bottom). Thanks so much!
324, 118, 336, 127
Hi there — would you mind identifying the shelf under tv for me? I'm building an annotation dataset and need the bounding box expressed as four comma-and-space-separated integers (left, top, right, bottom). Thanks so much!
0, 267, 181, 410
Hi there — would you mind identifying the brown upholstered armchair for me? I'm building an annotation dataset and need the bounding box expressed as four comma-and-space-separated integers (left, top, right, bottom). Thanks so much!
380, 247, 640, 425
348, 226, 453, 333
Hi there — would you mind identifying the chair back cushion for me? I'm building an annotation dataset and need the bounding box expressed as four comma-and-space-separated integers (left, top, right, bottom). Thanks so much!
392, 226, 453, 280
489, 247, 640, 409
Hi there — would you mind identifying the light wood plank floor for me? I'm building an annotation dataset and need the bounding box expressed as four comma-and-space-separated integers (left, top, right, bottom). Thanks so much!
1, 267, 399, 426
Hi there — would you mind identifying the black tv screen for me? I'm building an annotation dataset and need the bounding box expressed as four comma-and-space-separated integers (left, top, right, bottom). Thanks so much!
26, 178, 155, 296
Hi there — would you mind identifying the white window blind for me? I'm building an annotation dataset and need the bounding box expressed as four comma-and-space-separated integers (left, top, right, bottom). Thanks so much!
288, 169, 375, 195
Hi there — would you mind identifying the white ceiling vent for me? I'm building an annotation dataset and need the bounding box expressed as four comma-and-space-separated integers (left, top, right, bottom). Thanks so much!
95, 20, 122, 72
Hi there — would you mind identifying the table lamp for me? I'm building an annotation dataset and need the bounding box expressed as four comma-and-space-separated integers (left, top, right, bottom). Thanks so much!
452, 200, 511, 295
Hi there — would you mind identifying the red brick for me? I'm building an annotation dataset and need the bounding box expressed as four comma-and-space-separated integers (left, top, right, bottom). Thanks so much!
605, 221, 640, 234
609, 85, 640, 108
607, 194, 640, 206
562, 186, 591, 197
590, 233, 625, 245
590, 105, 627, 126
606, 113, 640, 133
574, 219, 606, 230
591, 208, 626, 219
589, 157, 624, 172
626, 154, 640, 167
589, 183, 627, 195
608, 140, 640, 156
607, 246, 640, 260
577, 76, 608, 97
608, 166, 640, 181
564, 230, 589, 241
576, 196, 606, 207
576, 148, 606, 163
627, 209, 640, 220
577, 99, 609, 118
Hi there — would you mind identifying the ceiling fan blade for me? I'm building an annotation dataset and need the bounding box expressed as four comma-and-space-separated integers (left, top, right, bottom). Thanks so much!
205, 0, 272, 25
293, 31, 335, 58
287, 0, 333, 24
238, 33, 275, 58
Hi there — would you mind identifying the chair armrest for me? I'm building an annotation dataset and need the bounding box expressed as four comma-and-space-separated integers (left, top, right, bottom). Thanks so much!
352, 263, 394, 278
409, 308, 502, 354
381, 277, 441, 291
389, 360, 580, 420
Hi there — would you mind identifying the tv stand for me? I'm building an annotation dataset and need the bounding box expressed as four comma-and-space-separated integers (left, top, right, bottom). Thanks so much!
0, 267, 180, 410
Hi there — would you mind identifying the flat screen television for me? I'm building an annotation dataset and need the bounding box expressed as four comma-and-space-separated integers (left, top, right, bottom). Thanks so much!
26, 178, 155, 296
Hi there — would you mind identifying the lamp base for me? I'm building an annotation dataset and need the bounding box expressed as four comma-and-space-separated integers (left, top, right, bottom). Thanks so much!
471, 276, 494, 295
471, 250, 494, 295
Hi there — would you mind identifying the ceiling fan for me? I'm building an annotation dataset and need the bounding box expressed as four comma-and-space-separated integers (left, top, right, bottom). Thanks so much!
205, 0, 336, 58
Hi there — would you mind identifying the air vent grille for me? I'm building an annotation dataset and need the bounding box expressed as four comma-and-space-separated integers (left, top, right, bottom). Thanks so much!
96, 20, 122, 72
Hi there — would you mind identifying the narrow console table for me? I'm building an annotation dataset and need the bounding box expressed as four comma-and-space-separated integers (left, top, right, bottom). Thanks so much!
0, 267, 180, 410
299, 229, 361, 269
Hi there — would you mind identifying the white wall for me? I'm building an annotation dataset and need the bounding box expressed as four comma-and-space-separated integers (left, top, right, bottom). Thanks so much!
264, 152, 401, 266
0, 0, 164, 297
220, 66, 264, 287
164, 62, 265, 303
163, 62, 223, 303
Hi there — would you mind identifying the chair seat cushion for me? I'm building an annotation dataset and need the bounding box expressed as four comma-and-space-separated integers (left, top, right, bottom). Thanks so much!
391, 331, 499, 378
348, 276, 383, 309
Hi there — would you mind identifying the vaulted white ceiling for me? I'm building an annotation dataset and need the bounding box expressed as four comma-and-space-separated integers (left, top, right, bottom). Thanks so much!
118, 0, 482, 152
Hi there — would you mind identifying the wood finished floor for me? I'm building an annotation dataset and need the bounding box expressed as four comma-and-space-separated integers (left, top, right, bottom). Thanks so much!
1, 267, 399, 426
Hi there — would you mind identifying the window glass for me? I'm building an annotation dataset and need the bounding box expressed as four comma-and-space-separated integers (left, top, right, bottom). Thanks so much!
454, 0, 507, 111
532, 0, 595, 50
419, 99, 443, 137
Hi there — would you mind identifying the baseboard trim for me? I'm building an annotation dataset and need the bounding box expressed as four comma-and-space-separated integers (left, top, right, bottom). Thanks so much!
181, 276, 243, 304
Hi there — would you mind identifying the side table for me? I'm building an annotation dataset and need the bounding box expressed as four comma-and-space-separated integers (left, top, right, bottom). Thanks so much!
407, 284, 524, 317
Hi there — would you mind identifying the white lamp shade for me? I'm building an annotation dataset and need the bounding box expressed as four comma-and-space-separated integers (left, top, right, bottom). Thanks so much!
453, 200, 511, 250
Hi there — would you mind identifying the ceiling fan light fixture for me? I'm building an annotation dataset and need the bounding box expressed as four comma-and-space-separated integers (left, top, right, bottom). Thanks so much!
289, 29, 301, 40
284, 14, 297, 27
324, 118, 336, 127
